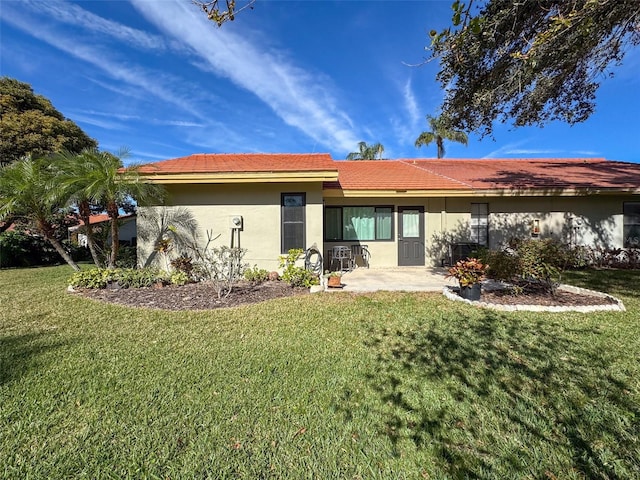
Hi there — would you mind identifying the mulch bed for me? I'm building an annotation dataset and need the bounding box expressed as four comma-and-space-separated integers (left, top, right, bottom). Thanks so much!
73, 281, 616, 311
73, 280, 310, 311
479, 288, 616, 307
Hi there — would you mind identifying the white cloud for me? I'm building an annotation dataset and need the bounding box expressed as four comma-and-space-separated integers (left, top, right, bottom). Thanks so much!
1, 5, 206, 120
573, 149, 601, 156
507, 149, 562, 155
129, 0, 360, 154
70, 114, 126, 131
403, 77, 421, 128
72, 109, 141, 122
482, 141, 530, 158
22, 0, 169, 52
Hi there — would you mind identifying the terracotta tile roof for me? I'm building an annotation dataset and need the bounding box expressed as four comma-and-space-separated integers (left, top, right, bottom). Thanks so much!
77, 213, 135, 226
326, 160, 471, 191
137, 153, 337, 174
137, 154, 639, 192
323, 158, 640, 192
405, 158, 640, 190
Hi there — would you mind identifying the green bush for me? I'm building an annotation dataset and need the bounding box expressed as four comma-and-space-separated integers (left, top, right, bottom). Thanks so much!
0, 231, 89, 268
69, 268, 116, 289
279, 249, 319, 288
116, 246, 138, 268
478, 248, 520, 282
482, 239, 575, 295
170, 270, 190, 286
0, 231, 34, 268
69, 268, 167, 289
244, 265, 270, 283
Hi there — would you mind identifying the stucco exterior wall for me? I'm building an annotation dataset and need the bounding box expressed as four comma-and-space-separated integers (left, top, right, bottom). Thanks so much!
139, 186, 635, 271
323, 196, 430, 268
324, 194, 635, 268
432, 195, 633, 265
138, 182, 324, 271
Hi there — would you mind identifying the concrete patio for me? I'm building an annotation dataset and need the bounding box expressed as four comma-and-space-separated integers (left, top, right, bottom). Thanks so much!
329, 266, 451, 292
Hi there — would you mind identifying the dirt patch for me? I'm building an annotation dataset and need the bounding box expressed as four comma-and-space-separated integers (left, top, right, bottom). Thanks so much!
479, 288, 617, 307
73, 280, 310, 311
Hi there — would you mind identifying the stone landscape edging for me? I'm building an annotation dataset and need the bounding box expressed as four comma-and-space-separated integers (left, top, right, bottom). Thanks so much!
443, 284, 626, 313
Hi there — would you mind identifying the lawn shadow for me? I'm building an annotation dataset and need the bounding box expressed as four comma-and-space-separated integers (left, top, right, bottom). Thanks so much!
564, 268, 640, 300
0, 331, 74, 386
353, 308, 639, 478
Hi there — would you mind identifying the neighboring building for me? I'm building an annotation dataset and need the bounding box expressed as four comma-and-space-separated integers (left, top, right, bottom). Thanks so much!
69, 213, 137, 247
136, 154, 640, 270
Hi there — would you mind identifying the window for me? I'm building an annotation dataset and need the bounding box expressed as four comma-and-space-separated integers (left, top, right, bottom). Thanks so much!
281, 193, 305, 253
623, 202, 640, 248
324, 206, 392, 241
470, 203, 488, 246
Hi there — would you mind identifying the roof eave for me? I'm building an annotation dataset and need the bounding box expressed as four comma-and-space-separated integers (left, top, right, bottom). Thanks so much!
323, 186, 640, 198
323, 188, 474, 198
142, 170, 339, 184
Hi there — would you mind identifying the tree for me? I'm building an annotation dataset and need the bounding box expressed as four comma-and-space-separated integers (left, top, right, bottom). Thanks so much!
68, 148, 165, 269
0, 77, 97, 166
194, 0, 255, 26
0, 156, 80, 270
346, 141, 385, 160
429, 0, 640, 136
55, 151, 107, 267
415, 114, 468, 158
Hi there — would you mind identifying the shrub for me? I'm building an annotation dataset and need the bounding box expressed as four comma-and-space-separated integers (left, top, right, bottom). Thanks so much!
244, 265, 270, 283
116, 246, 138, 269
517, 239, 562, 294
482, 239, 573, 295
117, 268, 167, 288
0, 231, 34, 268
279, 249, 319, 288
69, 268, 115, 289
69, 268, 167, 289
170, 255, 194, 275
192, 246, 248, 298
445, 258, 488, 287
170, 271, 190, 286
479, 248, 519, 281
0, 231, 89, 268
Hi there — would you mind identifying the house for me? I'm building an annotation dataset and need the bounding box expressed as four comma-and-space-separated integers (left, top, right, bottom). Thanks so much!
68, 213, 137, 247
136, 154, 640, 270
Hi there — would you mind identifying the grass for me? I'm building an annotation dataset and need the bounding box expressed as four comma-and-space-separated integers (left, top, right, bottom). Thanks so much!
1, 266, 639, 479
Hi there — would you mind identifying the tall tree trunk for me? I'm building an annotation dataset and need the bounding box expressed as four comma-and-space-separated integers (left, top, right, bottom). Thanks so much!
47, 236, 80, 271
107, 202, 119, 269
0, 216, 15, 233
37, 219, 80, 271
79, 200, 103, 267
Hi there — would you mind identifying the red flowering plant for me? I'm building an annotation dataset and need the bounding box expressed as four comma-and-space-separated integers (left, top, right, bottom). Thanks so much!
445, 258, 488, 287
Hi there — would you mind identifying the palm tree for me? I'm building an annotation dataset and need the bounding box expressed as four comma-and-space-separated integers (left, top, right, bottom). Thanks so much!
56, 151, 105, 267
0, 156, 80, 270
347, 141, 385, 160
415, 115, 468, 158
65, 148, 165, 269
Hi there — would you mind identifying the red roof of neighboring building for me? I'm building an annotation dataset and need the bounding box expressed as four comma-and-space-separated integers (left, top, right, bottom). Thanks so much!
137, 153, 337, 174
75, 213, 135, 227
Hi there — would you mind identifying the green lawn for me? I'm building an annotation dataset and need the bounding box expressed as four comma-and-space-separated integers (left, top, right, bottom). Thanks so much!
1, 266, 638, 479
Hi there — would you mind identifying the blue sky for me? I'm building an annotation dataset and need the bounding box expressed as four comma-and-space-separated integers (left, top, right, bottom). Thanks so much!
2, 0, 639, 165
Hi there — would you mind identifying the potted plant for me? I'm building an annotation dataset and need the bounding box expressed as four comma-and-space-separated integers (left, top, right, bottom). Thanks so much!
323, 271, 343, 288
445, 257, 488, 301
